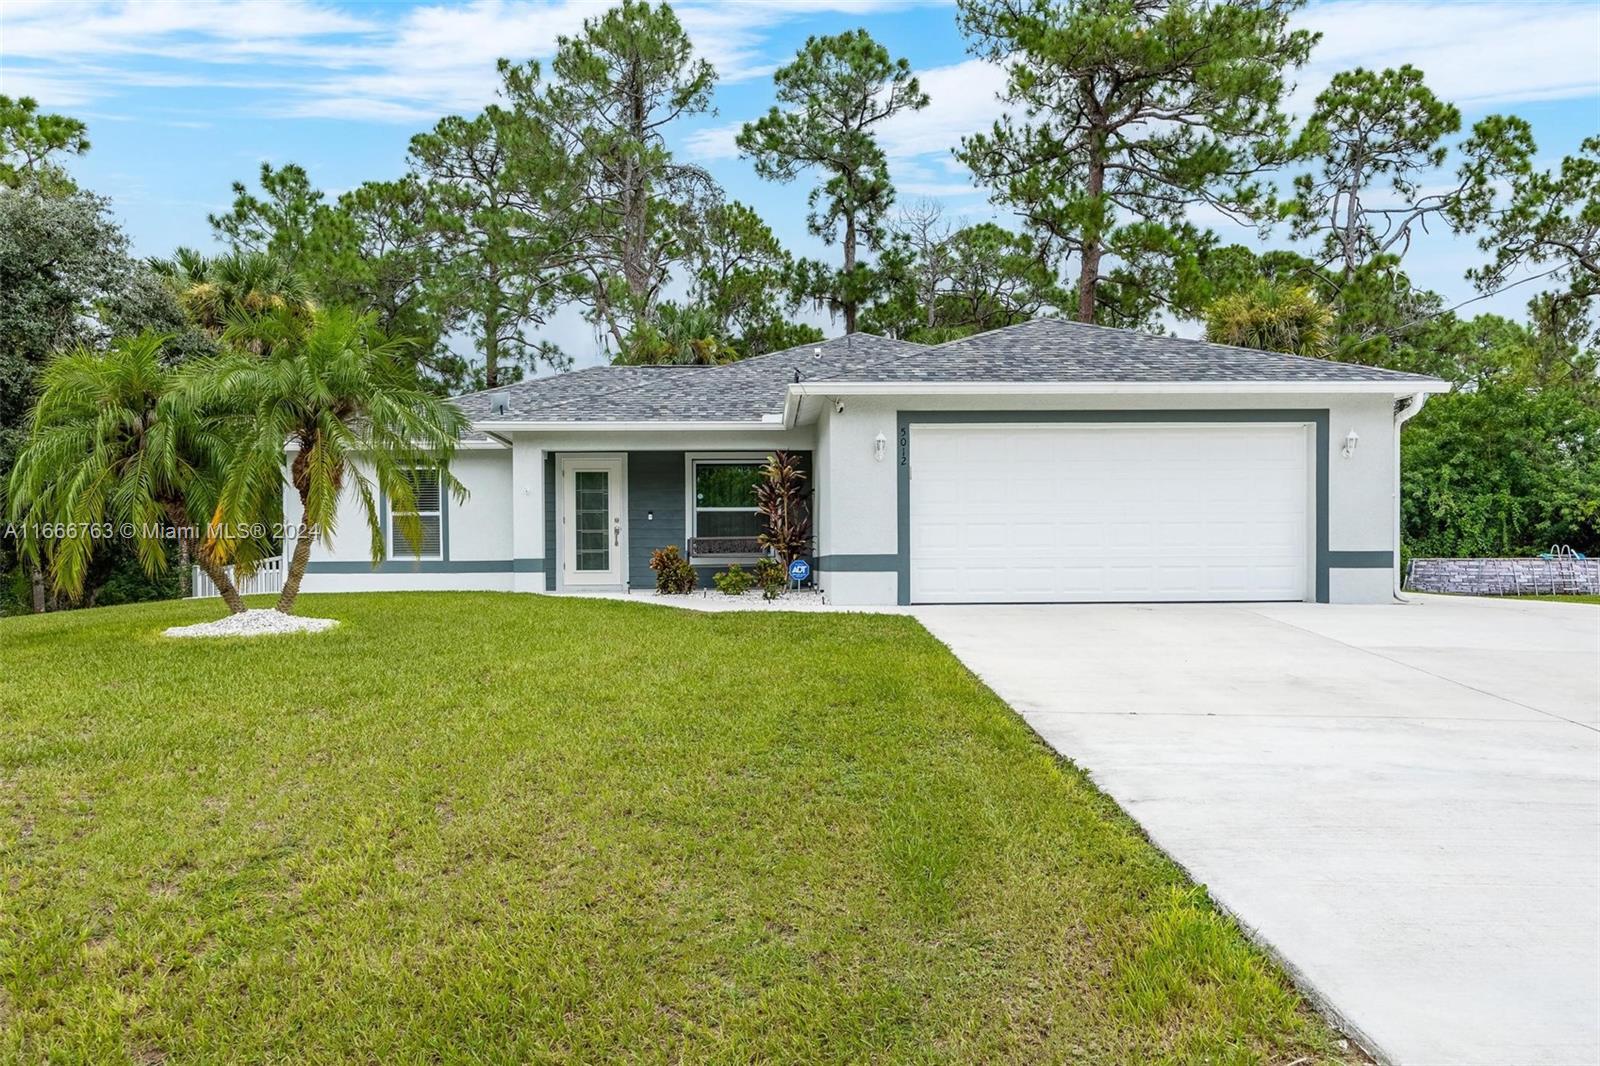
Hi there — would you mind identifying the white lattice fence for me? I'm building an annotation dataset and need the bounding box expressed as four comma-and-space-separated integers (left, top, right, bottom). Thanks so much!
191, 558, 284, 599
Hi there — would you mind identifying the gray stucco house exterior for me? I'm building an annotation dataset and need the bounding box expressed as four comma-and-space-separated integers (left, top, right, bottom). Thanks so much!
284, 318, 1449, 605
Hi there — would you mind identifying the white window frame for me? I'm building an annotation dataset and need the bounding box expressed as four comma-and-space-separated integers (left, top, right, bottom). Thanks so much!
388, 467, 444, 561
684, 452, 769, 564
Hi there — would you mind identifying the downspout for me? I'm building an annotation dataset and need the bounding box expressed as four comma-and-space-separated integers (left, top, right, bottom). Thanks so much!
1392, 392, 1429, 602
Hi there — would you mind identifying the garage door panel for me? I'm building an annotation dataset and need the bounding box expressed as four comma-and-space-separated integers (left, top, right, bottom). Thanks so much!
909, 424, 1310, 603
1152, 566, 1204, 593
1012, 522, 1056, 551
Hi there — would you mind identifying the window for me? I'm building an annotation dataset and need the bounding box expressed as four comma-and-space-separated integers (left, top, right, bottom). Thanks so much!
692, 459, 763, 555
572, 469, 611, 572
390, 469, 443, 560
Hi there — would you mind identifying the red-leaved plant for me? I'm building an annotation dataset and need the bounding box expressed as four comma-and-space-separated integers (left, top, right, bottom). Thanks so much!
756, 451, 812, 570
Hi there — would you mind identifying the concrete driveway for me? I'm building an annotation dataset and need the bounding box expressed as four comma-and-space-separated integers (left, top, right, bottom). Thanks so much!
913, 596, 1599, 1066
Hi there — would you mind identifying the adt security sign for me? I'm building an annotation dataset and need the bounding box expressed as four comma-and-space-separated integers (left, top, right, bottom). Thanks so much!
787, 559, 811, 583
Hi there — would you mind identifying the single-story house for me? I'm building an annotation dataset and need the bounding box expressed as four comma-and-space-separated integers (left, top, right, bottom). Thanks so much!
284, 318, 1450, 606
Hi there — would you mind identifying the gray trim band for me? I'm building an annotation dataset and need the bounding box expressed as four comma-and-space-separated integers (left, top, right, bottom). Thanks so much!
1328, 550, 1394, 569
817, 553, 898, 573
895, 410, 1333, 606
306, 560, 516, 574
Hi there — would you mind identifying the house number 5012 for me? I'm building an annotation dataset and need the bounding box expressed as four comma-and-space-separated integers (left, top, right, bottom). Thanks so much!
898, 426, 909, 466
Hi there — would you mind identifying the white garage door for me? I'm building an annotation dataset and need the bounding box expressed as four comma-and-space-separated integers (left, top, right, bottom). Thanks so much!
909, 423, 1311, 603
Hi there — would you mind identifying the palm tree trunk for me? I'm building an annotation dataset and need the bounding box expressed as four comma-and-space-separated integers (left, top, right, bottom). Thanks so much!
167, 501, 244, 614
275, 516, 315, 615
197, 554, 247, 614
29, 565, 46, 613
177, 538, 192, 599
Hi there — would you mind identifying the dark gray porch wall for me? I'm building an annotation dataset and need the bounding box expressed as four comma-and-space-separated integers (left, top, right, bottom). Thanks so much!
627, 451, 688, 589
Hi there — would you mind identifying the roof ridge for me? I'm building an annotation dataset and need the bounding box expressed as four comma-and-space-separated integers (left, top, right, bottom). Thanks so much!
777, 331, 930, 378
453, 332, 921, 403
977, 316, 1431, 375
790, 316, 1442, 386
449, 363, 616, 403
729, 330, 913, 371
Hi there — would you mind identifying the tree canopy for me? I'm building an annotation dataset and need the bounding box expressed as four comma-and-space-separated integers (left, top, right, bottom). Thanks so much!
738, 29, 928, 334
956, 0, 1315, 326
0, 95, 89, 193
523, 0, 717, 353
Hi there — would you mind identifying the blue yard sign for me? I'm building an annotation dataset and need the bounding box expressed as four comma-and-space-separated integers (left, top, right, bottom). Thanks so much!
788, 559, 811, 583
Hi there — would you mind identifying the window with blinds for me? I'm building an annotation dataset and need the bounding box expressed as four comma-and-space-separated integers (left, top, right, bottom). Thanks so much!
390, 469, 443, 560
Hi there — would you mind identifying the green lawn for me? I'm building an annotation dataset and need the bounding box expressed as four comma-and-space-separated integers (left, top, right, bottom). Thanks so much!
1, 593, 1352, 1064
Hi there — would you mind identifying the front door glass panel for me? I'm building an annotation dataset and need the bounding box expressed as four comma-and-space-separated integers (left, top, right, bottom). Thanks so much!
574, 470, 610, 572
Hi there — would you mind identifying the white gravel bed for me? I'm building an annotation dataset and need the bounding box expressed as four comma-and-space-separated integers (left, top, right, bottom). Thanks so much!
164, 608, 339, 638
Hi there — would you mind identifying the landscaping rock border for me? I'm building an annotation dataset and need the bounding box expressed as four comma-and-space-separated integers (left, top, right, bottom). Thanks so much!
1405, 557, 1600, 597
164, 608, 339, 638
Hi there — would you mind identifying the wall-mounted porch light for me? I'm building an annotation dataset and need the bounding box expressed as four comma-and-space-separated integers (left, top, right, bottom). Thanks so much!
1342, 429, 1360, 458
874, 432, 888, 462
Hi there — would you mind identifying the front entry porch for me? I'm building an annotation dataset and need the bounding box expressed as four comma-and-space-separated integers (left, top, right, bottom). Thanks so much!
545, 449, 813, 592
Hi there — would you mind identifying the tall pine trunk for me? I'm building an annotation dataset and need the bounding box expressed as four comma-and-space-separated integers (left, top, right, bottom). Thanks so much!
483, 275, 501, 389
843, 213, 858, 334
1077, 149, 1106, 323
1341, 152, 1364, 283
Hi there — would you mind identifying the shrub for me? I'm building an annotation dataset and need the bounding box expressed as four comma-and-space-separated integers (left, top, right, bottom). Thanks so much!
756, 451, 812, 569
712, 563, 755, 596
649, 545, 698, 593
753, 556, 787, 601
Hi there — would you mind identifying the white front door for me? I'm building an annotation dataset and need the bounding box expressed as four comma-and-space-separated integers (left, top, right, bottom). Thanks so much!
560, 457, 625, 589
909, 423, 1312, 603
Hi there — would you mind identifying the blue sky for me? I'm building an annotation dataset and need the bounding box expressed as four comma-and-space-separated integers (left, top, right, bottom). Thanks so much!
3, 0, 1597, 368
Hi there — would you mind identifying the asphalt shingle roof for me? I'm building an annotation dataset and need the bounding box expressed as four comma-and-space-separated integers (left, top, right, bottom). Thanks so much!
813, 318, 1442, 385
451, 333, 923, 424
450, 319, 1439, 427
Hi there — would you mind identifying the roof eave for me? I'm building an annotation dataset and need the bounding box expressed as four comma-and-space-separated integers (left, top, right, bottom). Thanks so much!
787, 379, 1452, 399
469, 418, 789, 433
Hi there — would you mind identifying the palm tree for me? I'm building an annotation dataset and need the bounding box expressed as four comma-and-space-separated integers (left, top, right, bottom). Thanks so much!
614, 305, 739, 365
1204, 280, 1335, 358
6, 333, 248, 612
152, 247, 315, 345
203, 306, 469, 615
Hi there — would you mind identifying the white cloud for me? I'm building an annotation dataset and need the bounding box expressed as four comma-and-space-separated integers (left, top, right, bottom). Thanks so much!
682, 121, 743, 163
0, 0, 378, 62
684, 57, 1009, 163
0, 0, 931, 124
1291, 1, 1600, 112
8, 0, 1590, 133
0, 67, 101, 107
879, 57, 1010, 159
